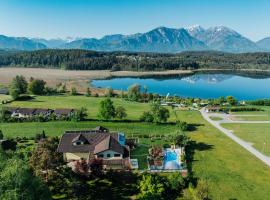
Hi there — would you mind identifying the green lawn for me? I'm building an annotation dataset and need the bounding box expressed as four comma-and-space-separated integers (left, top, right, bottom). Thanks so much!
222, 123, 270, 157
232, 115, 270, 121
1, 95, 270, 199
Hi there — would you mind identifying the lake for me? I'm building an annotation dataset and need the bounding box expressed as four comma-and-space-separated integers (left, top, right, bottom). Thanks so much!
91, 73, 270, 100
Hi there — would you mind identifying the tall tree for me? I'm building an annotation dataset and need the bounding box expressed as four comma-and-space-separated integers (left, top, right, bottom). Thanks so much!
29, 137, 63, 180
9, 75, 28, 99
137, 174, 166, 200
127, 84, 141, 101
115, 106, 127, 119
28, 79, 46, 95
98, 98, 115, 120
0, 152, 51, 200
151, 102, 170, 123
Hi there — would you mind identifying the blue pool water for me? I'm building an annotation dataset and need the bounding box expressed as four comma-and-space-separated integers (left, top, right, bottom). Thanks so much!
91, 73, 270, 100
164, 149, 181, 170
165, 151, 177, 162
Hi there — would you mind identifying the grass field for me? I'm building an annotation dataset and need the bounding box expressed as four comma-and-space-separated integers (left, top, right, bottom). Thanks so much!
231, 106, 270, 121
209, 116, 223, 121
222, 123, 270, 157
231, 115, 270, 121
1, 95, 270, 199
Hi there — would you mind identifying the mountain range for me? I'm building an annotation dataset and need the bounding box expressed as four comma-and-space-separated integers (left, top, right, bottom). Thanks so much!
0, 25, 270, 53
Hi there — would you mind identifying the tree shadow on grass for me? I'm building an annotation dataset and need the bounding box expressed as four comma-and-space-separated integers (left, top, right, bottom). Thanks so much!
185, 140, 214, 185
187, 123, 205, 132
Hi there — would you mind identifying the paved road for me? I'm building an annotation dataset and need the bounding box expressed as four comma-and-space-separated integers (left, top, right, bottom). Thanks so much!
200, 108, 270, 167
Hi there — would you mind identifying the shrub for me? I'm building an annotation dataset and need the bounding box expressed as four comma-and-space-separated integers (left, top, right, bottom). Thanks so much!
127, 84, 141, 101
28, 79, 46, 95
151, 102, 170, 123
85, 87, 91, 97
177, 121, 189, 131
105, 87, 114, 97
140, 111, 154, 122
230, 107, 262, 112
70, 87, 77, 95
115, 106, 127, 119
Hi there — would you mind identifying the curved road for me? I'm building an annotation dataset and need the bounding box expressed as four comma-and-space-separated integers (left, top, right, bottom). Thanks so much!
200, 108, 270, 167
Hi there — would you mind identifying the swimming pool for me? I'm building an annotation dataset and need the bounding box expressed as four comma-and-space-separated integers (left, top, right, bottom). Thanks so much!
164, 148, 181, 170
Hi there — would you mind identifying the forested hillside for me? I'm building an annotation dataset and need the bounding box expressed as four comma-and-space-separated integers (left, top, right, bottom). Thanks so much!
0, 49, 270, 71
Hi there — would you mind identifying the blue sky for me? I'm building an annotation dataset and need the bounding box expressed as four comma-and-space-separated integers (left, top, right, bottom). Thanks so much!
0, 0, 269, 41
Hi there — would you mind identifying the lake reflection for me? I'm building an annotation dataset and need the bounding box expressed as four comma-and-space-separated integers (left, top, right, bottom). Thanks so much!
91, 73, 270, 100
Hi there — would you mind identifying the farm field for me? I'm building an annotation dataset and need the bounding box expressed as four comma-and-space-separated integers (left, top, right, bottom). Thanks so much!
1, 95, 270, 199
222, 123, 270, 157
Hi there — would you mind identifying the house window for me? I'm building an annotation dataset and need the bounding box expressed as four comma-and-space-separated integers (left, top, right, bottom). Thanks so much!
98, 154, 104, 158
114, 154, 121, 157
107, 154, 111, 158
73, 140, 84, 146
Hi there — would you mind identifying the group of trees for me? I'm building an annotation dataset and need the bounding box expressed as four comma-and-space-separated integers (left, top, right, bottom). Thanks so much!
209, 96, 238, 106
98, 98, 127, 120
1, 49, 270, 71
9, 75, 48, 99
0, 146, 51, 200
249, 99, 270, 106
137, 173, 209, 200
140, 102, 170, 123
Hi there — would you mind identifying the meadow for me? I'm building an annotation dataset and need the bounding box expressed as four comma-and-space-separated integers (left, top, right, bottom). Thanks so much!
222, 123, 270, 157
231, 106, 270, 121
1, 95, 270, 199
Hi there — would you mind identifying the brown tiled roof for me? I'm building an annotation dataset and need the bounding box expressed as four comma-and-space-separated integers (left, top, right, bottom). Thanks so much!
7, 107, 19, 113
57, 129, 123, 155
17, 108, 36, 115
34, 108, 53, 115
94, 135, 123, 154
71, 134, 89, 144
54, 109, 74, 115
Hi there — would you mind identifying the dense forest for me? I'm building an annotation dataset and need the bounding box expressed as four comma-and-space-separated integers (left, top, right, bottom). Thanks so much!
0, 49, 270, 71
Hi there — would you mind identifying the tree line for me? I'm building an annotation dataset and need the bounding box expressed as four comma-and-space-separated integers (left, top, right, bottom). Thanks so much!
0, 49, 270, 71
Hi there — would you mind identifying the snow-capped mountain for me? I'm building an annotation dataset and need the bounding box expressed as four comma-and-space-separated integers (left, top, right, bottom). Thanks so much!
186, 25, 205, 39
61, 27, 208, 52
0, 25, 269, 52
186, 26, 260, 53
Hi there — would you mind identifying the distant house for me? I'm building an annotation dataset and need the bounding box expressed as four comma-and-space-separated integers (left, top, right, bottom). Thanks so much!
7, 107, 19, 117
34, 108, 53, 117
205, 106, 221, 113
54, 109, 74, 118
57, 127, 131, 170
15, 108, 37, 118
0, 88, 8, 95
